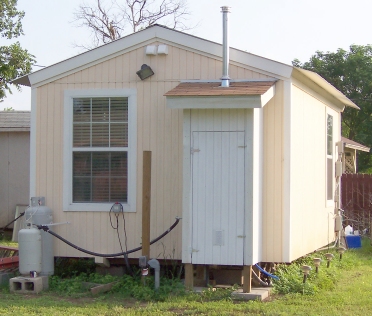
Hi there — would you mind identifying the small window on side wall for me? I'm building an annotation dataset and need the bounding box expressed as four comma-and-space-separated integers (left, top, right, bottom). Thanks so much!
327, 114, 333, 201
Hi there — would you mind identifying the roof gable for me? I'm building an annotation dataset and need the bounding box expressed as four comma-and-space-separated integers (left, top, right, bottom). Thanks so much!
14, 25, 293, 88
13, 25, 358, 110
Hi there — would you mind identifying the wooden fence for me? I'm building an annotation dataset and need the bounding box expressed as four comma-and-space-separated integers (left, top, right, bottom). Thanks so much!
341, 173, 372, 232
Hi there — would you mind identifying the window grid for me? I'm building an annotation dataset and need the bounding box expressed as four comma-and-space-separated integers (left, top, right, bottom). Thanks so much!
72, 97, 128, 203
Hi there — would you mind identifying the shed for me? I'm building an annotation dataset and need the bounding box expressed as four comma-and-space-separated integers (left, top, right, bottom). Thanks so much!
0, 111, 30, 228
341, 137, 370, 173
14, 21, 358, 289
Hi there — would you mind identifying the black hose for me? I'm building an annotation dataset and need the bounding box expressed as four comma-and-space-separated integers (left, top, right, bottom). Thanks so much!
0, 212, 25, 232
37, 217, 181, 258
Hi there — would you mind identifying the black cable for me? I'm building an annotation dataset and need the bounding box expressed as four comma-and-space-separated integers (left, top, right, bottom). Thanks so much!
37, 217, 180, 258
109, 203, 133, 275
0, 212, 25, 232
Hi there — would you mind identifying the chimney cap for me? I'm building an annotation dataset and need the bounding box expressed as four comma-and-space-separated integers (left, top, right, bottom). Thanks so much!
221, 6, 231, 12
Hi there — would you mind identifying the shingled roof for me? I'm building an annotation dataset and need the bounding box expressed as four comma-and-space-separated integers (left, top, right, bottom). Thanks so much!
164, 81, 276, 97
0, 111, 30, 132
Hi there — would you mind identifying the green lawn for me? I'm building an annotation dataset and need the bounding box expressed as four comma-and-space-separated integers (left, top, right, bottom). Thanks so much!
1, 239, 372, 315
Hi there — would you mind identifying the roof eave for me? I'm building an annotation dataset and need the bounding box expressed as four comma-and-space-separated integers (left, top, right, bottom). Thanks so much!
14, 25, 294, 88
292, 68, 359, 110
344, 143, 370, 152
12, 75, 31, 87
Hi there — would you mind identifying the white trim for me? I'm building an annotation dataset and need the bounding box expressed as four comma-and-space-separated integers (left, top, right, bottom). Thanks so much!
63, 89, 137, 212
29, 88, 37, 198
283, 80, 292, 262
292, 68, 358, 110
166, 87, 275, 109
243, 108, 263, 265
167, 96, 262, 109
326, 110, 335, 208
182, 109, 192, 263
17, 26, 293, 88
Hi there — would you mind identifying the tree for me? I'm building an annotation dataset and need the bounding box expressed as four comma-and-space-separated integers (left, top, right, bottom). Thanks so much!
293, 45, 372, 172
0, 0, 35, 102
73, 0, 192, 48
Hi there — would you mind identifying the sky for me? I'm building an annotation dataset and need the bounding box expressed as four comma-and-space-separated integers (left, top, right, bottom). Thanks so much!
2, 0, 372, 110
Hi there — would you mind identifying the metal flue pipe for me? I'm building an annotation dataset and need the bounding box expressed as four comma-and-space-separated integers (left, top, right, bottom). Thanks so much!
221, 6, 231, 87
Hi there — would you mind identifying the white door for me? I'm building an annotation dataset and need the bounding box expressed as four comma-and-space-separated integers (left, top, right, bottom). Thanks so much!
191, 131, 245, 265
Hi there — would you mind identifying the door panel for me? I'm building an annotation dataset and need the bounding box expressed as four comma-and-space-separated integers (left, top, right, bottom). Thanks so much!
191, 131, 245, 265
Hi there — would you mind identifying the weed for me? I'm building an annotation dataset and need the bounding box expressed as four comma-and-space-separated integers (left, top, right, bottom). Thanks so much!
54, 257, 96, 278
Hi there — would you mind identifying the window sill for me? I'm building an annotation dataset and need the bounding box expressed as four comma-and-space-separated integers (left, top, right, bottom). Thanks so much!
64, 202, 135, 212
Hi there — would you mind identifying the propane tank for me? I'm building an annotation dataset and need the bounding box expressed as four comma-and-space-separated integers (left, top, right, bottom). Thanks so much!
18, 227, 42, 275
25, 199, 54, 276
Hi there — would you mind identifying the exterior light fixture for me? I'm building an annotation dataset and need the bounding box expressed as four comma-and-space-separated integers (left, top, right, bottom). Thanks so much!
313, 258, 322, 273
301, 265, 312, 283
337, 247, 346, 260
136, 64, 154, 80
325, 253, 334, 268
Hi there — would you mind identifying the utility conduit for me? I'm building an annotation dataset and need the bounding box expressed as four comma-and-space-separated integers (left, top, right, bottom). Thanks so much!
37, 217, 181, 258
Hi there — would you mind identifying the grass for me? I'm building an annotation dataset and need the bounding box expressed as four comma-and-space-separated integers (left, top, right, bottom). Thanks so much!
1, 239, 372, 315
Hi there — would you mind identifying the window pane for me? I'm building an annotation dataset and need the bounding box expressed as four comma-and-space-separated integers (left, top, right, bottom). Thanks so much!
111, 98, 128, 122
92, 123, 109, 147
73, 152, 92, 202
73, 152, 91, 176
327, 115, 333, 156
92, 177, 110, 202
111, 152, 127, 201
73, 152, 127, 203
327, 158, 333, 200
73, 124, 91, 147
111, 123, 128, 147
92, 152, 109, 175
92, 98, 110, 122
73, 98, 91, 122
73, 178, 91, 202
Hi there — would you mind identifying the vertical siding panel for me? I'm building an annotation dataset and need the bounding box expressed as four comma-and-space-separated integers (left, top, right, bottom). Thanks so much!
179, 48, 187, 79
243, 69, 254, 79
193, 53, 201, 80
229, 64, 238, 79
115, 55, 123, 83
208, 58, 216, 79
200, 56, 209, 80
186, 51, 193, 79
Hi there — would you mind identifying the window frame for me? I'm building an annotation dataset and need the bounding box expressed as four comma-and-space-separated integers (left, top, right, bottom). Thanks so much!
63, 89, 137, 212
326, 112, 334, 206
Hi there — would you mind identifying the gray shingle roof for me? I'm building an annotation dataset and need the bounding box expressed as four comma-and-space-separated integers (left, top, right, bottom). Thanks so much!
0, 111, 30, 132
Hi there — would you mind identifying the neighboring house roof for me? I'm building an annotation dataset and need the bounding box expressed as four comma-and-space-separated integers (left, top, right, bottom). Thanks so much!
342, 137, 370, 152
0, 111, 30, 132
164, 81, 276, 96
13, 24, 358, 110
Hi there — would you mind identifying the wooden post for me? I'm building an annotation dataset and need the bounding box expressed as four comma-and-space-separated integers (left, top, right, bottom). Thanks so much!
142, 151, 151, 260
242, 265, 252, 293
184, 263, 194, 289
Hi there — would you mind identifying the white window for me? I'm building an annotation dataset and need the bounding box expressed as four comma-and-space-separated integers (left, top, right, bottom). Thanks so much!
63, 89, 137, 212
326, 114, 333, 201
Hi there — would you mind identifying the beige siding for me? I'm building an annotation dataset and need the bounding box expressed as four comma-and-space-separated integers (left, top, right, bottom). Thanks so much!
0, 132, 30, 227
289, 84, 339, 261
262, 80, 284, 262
34, 42, 268, 259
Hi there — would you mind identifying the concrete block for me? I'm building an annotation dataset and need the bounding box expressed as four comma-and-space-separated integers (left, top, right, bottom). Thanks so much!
94, 256, 110, 267
231, 287, 271, 301
9, 276, 49, 294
